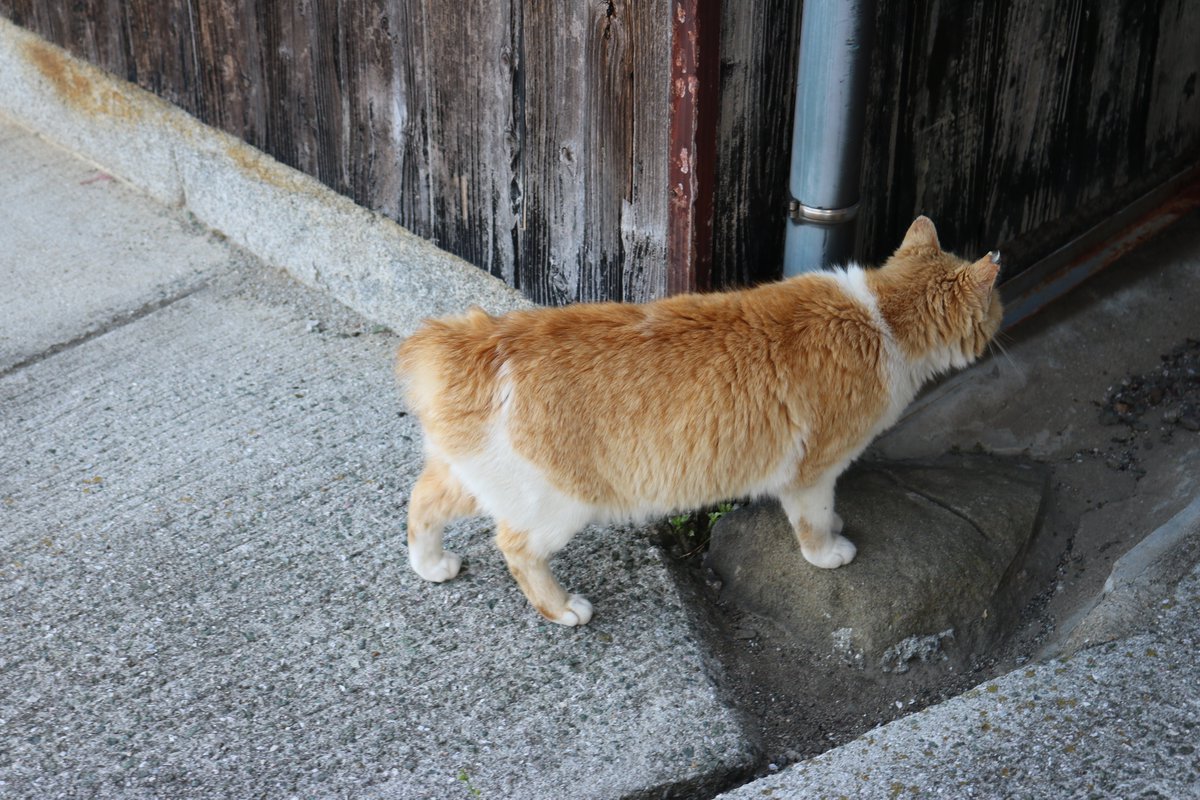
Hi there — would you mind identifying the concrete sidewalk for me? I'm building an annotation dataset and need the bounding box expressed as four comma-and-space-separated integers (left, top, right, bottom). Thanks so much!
0, 120, 753, 798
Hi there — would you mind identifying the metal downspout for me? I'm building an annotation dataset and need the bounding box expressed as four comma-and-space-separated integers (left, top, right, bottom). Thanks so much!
783, 0, 876, 275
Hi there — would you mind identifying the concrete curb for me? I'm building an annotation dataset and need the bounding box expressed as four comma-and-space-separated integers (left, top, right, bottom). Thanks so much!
0, 17, 532, 336
1047, 493, 1200, 658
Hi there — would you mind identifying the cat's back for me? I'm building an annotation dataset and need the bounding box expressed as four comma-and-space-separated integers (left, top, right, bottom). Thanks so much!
397, 272, 884, 424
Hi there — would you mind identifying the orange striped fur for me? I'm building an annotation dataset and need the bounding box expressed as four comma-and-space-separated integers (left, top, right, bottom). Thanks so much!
396, 217, 1003, 625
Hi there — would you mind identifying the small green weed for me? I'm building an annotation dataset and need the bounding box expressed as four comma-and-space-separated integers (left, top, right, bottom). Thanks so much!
664, 501, 737, 559
456, 768, 482, 797
708, 501, 734, 525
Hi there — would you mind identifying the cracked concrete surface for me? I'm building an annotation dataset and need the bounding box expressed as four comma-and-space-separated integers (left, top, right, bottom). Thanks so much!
0, 125, 224, 374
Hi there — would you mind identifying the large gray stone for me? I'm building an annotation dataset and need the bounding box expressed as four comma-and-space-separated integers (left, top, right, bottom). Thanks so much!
706, 458, 1049, 671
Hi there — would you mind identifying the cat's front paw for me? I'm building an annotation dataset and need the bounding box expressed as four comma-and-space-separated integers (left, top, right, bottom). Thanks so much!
831, 511, 844, 535
548, 594, 593, 627
802, 534, 857, 569
411, 550, 462, 583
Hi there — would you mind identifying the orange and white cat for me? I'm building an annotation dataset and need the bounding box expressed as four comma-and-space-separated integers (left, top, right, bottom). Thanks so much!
397, 217, 1003, 626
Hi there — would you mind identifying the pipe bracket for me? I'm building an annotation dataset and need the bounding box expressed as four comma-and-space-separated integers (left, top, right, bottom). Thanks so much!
788, 199, 860, 225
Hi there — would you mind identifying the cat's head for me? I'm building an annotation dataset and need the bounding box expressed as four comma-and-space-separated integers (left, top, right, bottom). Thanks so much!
874, 216, 1004, 372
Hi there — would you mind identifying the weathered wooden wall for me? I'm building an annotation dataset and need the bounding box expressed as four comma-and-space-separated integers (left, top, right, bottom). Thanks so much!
857, 0, 1200, 272
0, 0, 674, 305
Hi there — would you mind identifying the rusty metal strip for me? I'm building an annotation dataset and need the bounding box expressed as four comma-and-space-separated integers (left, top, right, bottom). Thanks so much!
666, 0, 720, 295
1001, 165, 1200, 329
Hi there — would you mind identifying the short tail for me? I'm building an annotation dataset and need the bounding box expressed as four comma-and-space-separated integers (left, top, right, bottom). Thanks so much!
397, 306, 491, 374
395, 306, 501, 421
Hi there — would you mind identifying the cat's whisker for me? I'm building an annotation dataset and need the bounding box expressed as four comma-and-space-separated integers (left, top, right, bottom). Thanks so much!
994, 329, 1017, 348
988, 336, 1025, 380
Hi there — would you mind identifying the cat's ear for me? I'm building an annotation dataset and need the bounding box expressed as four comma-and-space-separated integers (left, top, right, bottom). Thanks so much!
962, 250, 1001, 303
900, 216, 941, 251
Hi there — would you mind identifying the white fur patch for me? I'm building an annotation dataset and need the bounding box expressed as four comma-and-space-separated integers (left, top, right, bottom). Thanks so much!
743, 428, 809, 501
829, 266, 919, 435
831, 263, 875, 312
444, 378, 592, 557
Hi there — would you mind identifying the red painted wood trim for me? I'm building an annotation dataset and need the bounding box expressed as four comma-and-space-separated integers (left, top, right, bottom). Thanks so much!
666, 0, 720, 295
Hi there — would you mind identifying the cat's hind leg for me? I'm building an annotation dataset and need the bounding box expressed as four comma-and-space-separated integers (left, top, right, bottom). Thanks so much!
406, 457, 479, 582
780, 471, 856, 569
495, 522, 592, 626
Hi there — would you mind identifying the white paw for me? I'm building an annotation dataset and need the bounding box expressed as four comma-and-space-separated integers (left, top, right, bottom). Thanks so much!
802, 534, 857, 569
411, 550, 462, 583
549, 594, 593, 627
830, 511, 844, 535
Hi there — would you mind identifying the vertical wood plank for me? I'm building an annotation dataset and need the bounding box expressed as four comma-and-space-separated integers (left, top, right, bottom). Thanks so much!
520, 1, 588, 305
667, 0, 721, 295
336, 0, 403, 219
622, 0, 672, 302
266, 0, 330, 182
521, 0, 672, 304
259, 2, 295, 171
713, 0, 801, 288
421, 0, 521, 287
387, 0, 433, 240
191, 0, 265, 146
283, 0, 331, 186
580, 0, 633, 303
